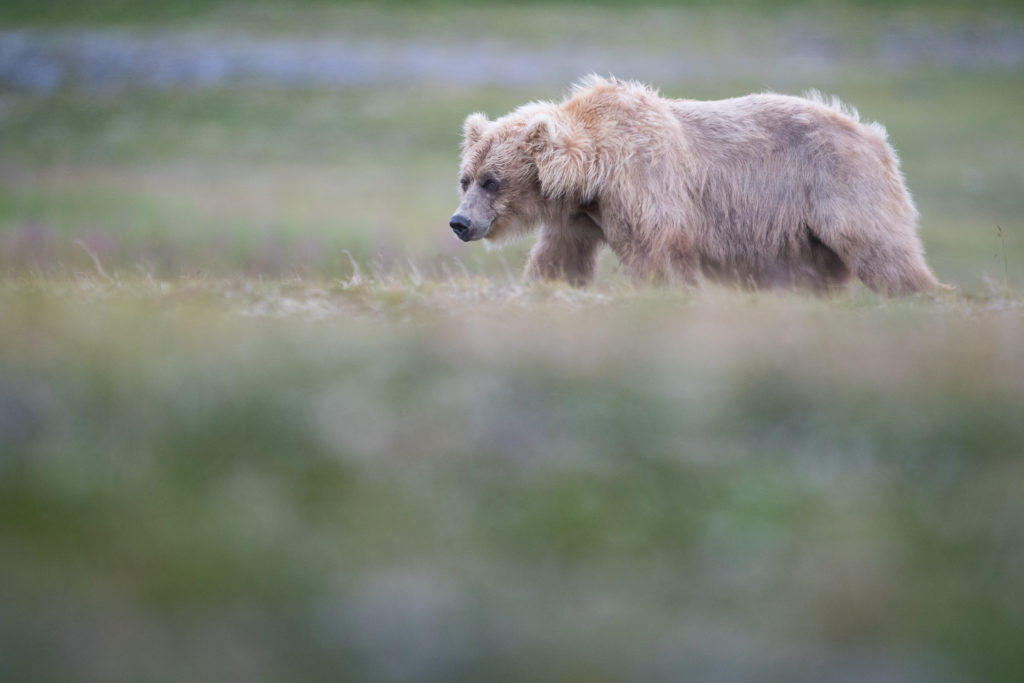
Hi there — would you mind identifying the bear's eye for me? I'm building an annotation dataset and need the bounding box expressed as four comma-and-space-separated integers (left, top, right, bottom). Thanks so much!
459, 176, 471, 191
480, 178, 499, 192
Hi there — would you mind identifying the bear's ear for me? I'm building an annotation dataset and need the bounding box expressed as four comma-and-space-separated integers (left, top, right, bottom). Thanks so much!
526, 112, 597, 200
462, 112, 490, 150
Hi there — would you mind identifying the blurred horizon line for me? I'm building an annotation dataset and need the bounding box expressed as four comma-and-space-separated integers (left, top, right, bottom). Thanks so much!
3, 24, 1024, 93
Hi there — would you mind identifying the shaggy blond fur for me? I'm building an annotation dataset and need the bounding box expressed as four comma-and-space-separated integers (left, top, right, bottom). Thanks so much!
450, 76, 943, 294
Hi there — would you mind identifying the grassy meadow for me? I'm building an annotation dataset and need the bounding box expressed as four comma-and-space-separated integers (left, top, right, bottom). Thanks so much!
2, 2, 1024, 681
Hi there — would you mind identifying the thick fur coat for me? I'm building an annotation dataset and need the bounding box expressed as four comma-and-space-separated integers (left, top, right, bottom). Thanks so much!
450, 76, 942, 294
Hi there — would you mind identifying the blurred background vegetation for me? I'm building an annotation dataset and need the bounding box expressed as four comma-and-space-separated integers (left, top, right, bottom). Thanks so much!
1, 1, 1023, 681
2, 0, 1023, 288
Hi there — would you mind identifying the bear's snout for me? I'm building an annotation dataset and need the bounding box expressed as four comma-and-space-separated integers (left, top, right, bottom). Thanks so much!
450, 214, 473, 242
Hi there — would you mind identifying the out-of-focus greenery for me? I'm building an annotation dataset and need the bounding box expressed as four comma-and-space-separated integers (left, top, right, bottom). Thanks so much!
1, 0, 1022, 27
2, 2, 1023, 681
2, 278, 1023, 681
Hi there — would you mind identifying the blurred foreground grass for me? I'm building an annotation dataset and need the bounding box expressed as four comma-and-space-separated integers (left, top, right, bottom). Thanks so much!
1, 276, 1023, 681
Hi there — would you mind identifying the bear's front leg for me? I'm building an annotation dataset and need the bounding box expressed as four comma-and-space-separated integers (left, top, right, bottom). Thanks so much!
525, 213, 605, 287
607, 231, 701, 287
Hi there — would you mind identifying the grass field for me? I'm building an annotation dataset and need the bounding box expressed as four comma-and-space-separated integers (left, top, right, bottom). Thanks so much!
2, 277, 1023, 681
2, 2, 1024, 681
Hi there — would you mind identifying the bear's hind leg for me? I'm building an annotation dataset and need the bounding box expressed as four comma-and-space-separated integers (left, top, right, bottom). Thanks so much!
525, 212, 605, 287
806, 231, 853, 293
809, 151, 945, 295
856, 245, 941, 295
811, 209, 943, 296
814, 226, 941, 295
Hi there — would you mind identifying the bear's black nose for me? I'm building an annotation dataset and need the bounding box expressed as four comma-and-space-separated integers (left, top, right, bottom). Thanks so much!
450, 214, 472, 241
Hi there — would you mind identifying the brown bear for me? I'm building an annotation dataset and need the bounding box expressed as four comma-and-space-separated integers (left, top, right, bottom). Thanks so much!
449, 76, 944, 294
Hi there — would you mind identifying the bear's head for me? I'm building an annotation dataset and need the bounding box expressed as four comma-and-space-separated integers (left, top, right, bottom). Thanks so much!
449, 104, 598, 243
